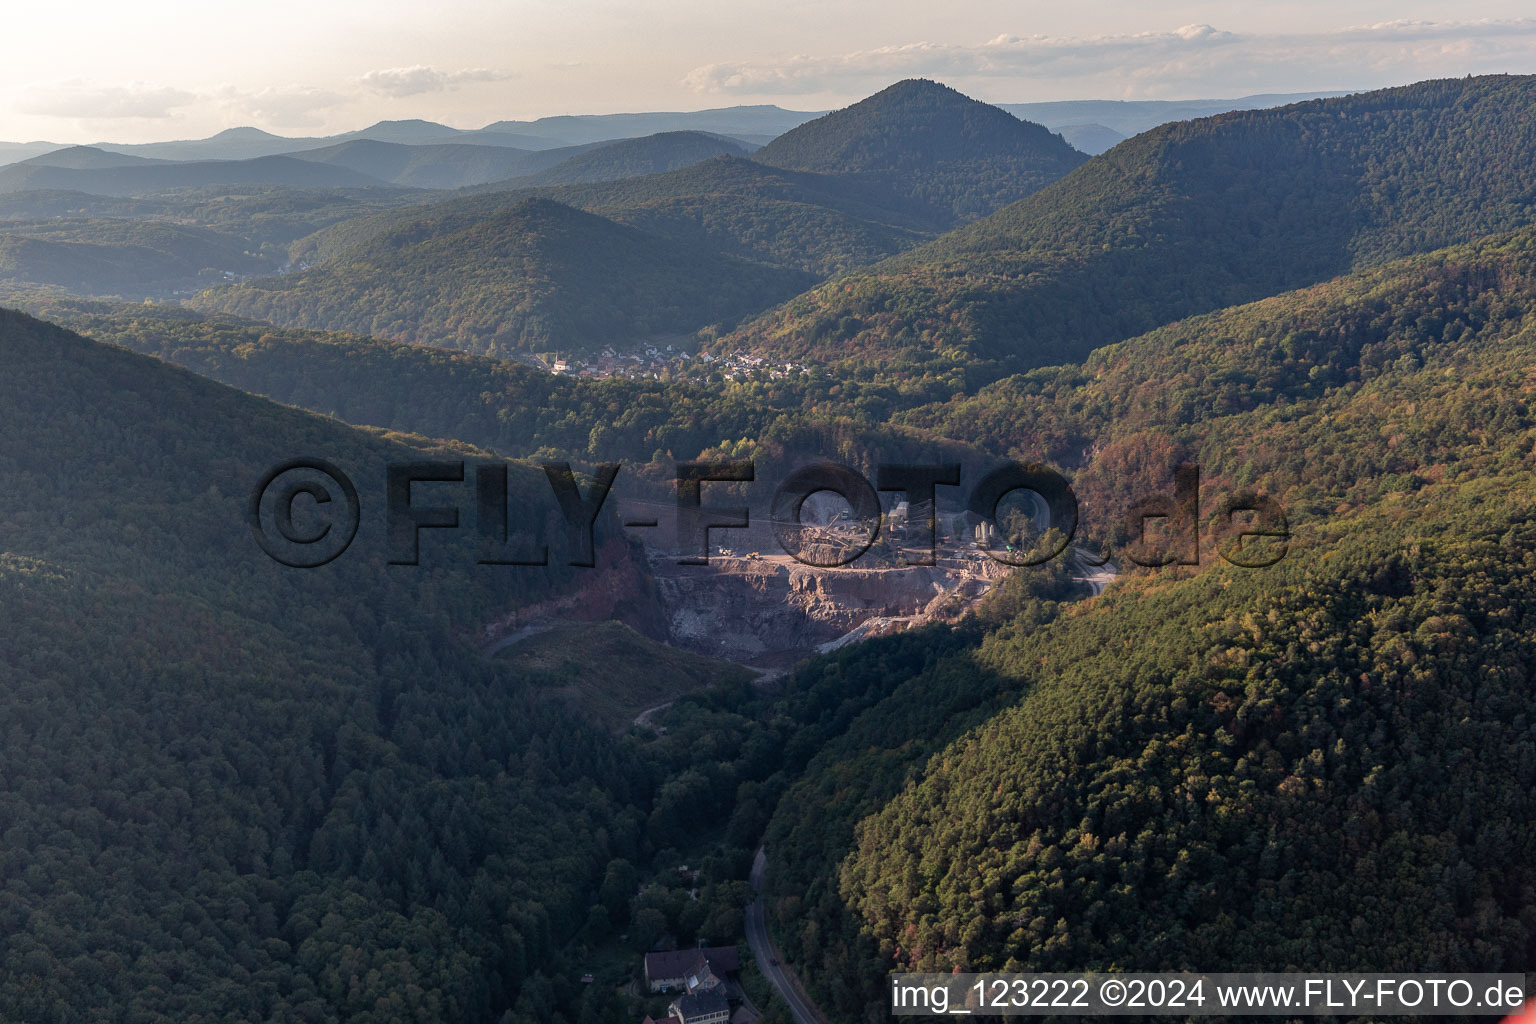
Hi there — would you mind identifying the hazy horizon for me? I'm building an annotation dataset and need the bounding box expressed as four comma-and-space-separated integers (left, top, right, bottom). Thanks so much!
4, 1, 1536, 143
0, 88, 1366, 148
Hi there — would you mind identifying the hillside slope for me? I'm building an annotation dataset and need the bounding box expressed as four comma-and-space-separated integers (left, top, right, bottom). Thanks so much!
844, 499, 1536, 974
192, 197, 814, 357
758, 226, 1536, 1016
294, 156, 941, 276
512, 131, 751, 186
753, 79, 1086, 222
729, 75, 1536, 377
0, 154, 395, 195
0, 291, 981, 499
0, 218, 262, 295
0, 308, 656, 1021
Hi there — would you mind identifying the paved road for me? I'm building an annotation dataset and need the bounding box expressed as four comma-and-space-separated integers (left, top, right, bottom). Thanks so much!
1024, 492, 1117, 597
634, 666, 783, 731
632, 700, 674, 730
481, 620, 555, 656
1070, 548, 1119, 596
746, 847, 830, 1024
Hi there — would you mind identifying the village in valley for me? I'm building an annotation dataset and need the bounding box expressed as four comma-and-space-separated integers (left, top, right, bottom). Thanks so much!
527, 342, 810, 383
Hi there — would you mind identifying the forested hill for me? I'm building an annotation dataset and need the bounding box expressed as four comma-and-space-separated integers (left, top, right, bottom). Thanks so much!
191, 196, 814, 358
292, 156, 941, 276
17, 145, 165, 170
762, 491, 1536, 1016
193, 80, 1093, 355
757, 225, 1536, 1017
283, 139, 560, 190
0, 153, 396, 195
753, 79, 1087, 222
728, 75, 1536, 377
0, 218, 263, 296
894, 223, 1536, 534
0, 308, 654, 1021
512, 131, 751, 186
843, 494, 1536, 974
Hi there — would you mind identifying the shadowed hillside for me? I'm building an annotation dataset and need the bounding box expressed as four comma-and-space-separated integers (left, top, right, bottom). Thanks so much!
192, 197, 814, 358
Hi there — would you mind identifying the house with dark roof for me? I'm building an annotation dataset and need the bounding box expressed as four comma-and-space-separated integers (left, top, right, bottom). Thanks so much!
643, 946, 739, 993
669, 988, 730, 1024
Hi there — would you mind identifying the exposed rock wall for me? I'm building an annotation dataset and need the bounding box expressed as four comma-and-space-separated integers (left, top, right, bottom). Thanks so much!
653, 556, 1001, 662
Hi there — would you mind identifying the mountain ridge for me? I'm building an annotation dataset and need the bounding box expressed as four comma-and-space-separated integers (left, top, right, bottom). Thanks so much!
753, 78, 1087, 221
726, 74, 1536, 378
191, 195, 815, 357
0, 153, 401, 195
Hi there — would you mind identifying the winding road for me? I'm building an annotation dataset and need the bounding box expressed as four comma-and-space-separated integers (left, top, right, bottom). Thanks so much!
1070, 547, 1119, 596
632, 700, 674, 731
1022, 491, 1117, 597
481, 620, 556, 656
746, 847, 830, 1024
734, 529, 1109, 1024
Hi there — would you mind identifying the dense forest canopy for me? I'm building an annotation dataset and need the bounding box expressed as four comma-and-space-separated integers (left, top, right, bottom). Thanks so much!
727, 75, 1536, 383
190, 197, 815, 359
0, 310, 672, 1021
752, 217, 1536, 1018
291, 155, 943, 276
510, 131, 752, 187
845, 490, 1536, 973
2, 71, 1536, 1024
753, 79, 1087, 222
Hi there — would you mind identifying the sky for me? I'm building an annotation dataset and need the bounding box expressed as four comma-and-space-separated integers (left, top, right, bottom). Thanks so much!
5, 0, 1536, 142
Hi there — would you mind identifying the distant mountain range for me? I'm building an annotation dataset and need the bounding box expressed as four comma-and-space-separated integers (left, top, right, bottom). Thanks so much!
1000, 90, 1353, 140
274, 138, 603, 189
999, 92, 1359, 156
0, 91, 1350, 170
508, 132, 754, 187
0, 82, 1380, 313
481, 105, 823, 146
18, 146, 171, 170
0, 153, 393, 196
192, 81, 1090, 351
0, 132, 761, 195
0, 106, 825, 167
291, 154, 941, 276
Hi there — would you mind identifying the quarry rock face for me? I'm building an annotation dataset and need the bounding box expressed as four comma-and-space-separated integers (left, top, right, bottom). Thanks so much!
479, 533, 1011, 664
652, 555, 1001, 662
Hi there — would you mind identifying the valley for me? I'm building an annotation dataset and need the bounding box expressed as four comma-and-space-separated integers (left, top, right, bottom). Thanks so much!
0, 66, 1534, 1024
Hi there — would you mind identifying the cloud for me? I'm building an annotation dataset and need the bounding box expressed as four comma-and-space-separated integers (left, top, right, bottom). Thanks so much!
17, 82, 198, 119
8, 66, 514, 137
682, 19, 1536, 98
359, 65, 514, 98
209, 85, 349, 129
15, 79, 349, 130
